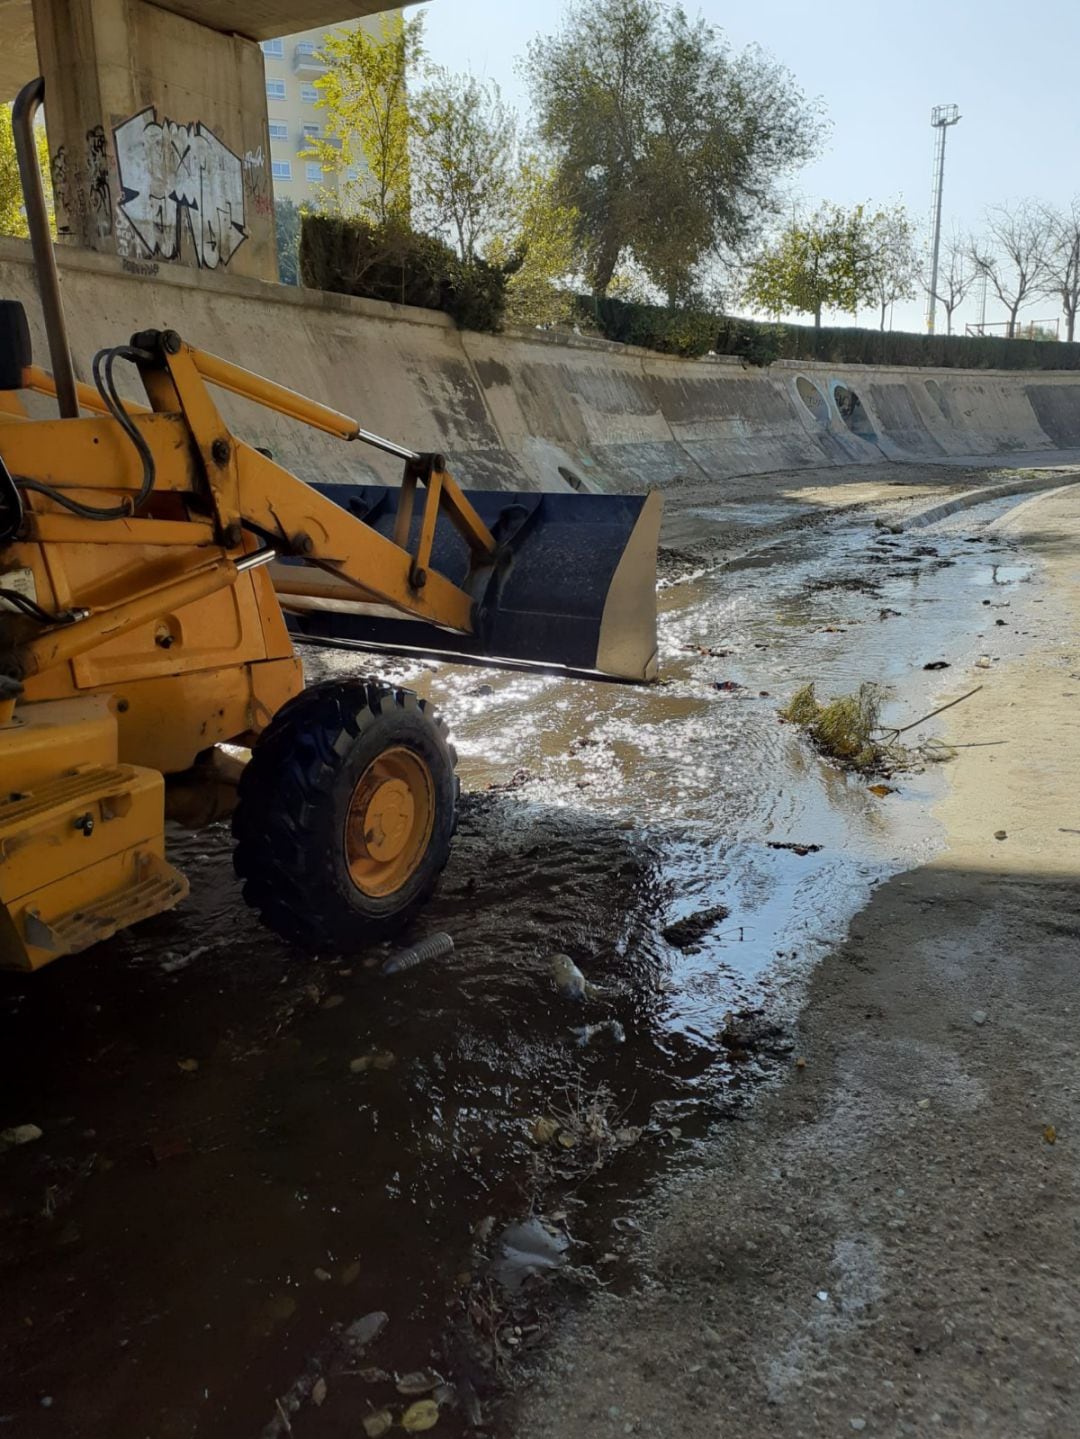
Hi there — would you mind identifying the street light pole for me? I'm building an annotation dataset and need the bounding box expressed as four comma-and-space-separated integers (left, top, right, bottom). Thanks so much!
926, 104, 961, 336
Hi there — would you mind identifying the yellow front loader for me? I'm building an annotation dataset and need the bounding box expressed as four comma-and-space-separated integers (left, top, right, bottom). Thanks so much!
0, 79, 660, 972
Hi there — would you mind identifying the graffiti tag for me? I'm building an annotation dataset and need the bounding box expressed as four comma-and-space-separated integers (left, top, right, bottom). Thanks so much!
86, 125, 113, 239
114, 106, 247, 269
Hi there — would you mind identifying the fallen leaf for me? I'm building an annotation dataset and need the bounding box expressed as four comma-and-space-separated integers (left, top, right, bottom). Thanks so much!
530, 1117, 560, 1145
177, 1058, 199, 1072
311, 1377, 327, 1407
362, 1410, 393, 1438
1044, 1125, 1057, 1145
396, 1371, 442, 1396
867, 784, 895, 798
557, 1132, 577, 1149
402, 1399, 440, 1432
321, 994, 344, 1010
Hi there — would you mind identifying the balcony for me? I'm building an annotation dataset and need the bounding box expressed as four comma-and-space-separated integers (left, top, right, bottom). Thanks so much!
293, 41, 327, 74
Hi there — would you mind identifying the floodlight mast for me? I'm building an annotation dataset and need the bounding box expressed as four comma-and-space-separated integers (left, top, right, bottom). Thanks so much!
926, 103, 961, 335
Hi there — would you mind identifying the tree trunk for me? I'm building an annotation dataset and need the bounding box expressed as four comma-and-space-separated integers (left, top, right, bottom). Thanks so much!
1007, 304, 1020, 340
880, 300, 887, 332
814, 302, 822, 329
1068, 307, 1076, 343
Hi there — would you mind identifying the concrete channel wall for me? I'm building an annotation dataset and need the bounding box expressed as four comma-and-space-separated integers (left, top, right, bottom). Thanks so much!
3, 237, 1080, 494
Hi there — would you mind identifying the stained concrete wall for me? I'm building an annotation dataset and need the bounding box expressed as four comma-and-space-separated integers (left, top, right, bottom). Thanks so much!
2, 237, 1079, 495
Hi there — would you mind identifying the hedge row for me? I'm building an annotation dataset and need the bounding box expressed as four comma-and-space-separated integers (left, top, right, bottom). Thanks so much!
575, 295, 1080, 370
299, 214, 509, 332
299, 216, 1080, 370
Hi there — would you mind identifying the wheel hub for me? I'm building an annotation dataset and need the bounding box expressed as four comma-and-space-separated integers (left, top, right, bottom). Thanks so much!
345, 746, 435, 898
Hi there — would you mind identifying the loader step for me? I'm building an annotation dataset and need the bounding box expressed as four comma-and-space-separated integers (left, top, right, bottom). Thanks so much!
0, 764, 133, 840
21, 854, 188, 959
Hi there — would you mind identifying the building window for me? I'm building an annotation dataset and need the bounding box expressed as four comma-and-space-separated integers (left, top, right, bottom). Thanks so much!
299, 84, 319, 104
295, 41, 317, 57
261, 39, 284, 57
266, 80, 287, 101
268, 122, 288, 141
302, 123, 321, 139
305, 162, 323, 183
346, 166, 360, 182
271, 160, 292, 181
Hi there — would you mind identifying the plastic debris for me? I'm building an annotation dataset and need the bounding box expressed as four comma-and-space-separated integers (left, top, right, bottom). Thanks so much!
975, 655, 992, 669
402, 1400, 440, 1432
571, 1019, 625, 1047
713, 679, 745, 693
492, 1217, 569, 1292
397, 1372, 442, 1396
382, 932, 454, 976
345, 1312, 389, 1351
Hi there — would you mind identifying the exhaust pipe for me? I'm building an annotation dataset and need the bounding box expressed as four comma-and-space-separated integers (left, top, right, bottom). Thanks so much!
12, 77, 79, 419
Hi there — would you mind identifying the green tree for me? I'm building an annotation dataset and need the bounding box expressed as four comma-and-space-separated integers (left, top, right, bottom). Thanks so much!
411, 71, 518, 262
307, 13, 423, 225
487, 159, 580, 327
0, 103, 52, 238
523, 0, 823, 300
743, 204, 869, 327
861, 204, 919, 330
275, 196, 302, 285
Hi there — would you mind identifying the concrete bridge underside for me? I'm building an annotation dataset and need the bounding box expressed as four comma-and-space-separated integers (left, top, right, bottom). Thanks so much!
0, 0, 399, 99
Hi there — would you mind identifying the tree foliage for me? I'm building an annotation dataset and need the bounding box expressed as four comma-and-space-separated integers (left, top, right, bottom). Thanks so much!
487, 159, 580, 327
931, 230, 977, 336
1041, 199, 1080, 343
0, 103, 52, 238
523, 0, 824, 300
308, 13, 423, 225
411, 71, 518, 262
862, 205, 919, 331
742, 204, 869, 327
969, 201, 1053, 339
275, 197, 301, 285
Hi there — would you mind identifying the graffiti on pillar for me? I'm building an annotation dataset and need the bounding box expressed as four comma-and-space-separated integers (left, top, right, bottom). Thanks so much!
113, 106, 248, 269
242, 145, 273, 219
50, 145, 71, 235
85, 126, 113, 239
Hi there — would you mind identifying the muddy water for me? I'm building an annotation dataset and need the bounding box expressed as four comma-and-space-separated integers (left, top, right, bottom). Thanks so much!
0, 488, 1037, 1437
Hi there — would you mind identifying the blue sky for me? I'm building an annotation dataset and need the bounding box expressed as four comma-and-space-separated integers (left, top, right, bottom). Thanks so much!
415, 0, 1080, 335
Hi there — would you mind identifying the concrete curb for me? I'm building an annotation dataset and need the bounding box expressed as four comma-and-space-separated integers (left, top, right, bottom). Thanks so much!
896, 468, 1080, 531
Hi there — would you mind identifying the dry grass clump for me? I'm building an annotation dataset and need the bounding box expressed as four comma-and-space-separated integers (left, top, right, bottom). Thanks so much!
781, 681, 894, 772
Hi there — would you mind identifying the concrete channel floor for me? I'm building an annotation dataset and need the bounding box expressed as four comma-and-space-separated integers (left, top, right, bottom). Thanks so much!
516, 483, 1080, 1438
0, 461, 1077, 1438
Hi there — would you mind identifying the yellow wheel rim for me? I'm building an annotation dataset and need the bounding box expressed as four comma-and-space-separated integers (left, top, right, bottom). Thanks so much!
345, 747, 435, 898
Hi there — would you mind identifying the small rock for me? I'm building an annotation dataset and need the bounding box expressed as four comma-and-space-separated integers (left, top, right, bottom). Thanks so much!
994, 830, 1007, 841
851, 1421, 867, 1433
971, 1010, 987, 1027
608, 1406, 621, 1420
923, 660, 950, 671
917, 1098, 931, 1110
0, 1123, 42, 1148
313, 1267, 332, 1282
816, 1290, 829, 1303
974, 655, 992, 669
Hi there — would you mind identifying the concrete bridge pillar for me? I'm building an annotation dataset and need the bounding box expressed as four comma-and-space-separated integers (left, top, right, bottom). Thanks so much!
31, 0, 277, 281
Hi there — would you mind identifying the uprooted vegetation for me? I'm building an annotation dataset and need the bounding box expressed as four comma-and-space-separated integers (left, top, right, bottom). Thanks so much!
781, 682, 901, 772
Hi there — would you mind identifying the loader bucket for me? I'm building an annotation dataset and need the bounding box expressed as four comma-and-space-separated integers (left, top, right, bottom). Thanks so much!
276, 483, 661, 683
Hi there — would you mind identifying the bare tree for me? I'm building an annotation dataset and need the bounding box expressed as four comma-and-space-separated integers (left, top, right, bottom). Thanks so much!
930, 230, 977, 335
969, 201, 1054, 338
860, 204, 919, 331
1041, 199, 1080, 343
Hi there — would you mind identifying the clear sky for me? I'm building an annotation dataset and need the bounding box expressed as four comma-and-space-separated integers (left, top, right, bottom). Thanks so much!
414, 0, 1080, 335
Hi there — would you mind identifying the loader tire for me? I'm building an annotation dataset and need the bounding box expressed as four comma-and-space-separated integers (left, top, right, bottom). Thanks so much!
233, 679, 458, 952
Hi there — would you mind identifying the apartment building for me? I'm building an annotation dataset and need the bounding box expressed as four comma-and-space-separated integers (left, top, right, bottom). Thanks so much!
261, 14, 399, 207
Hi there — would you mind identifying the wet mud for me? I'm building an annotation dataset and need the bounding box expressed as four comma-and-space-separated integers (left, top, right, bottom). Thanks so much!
0, 469, 1046, 1436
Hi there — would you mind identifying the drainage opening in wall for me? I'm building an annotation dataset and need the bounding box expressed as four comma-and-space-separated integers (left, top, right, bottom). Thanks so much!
833, 384, 876, 441
924, 378, 949, 418
795, 375, 829, 425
